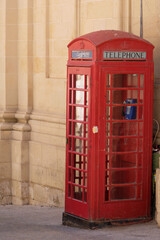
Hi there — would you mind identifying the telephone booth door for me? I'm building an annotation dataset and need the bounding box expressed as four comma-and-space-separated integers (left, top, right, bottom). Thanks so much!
65, 67, 91, 219
98, 65, 153, 220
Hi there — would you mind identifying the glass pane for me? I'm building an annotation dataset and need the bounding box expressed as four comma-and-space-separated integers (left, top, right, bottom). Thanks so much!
84, 189, 87, 202
84, 172, 87, 187
105, 155, 110, 169
124, 100, 137, 120
111, 154, 137, 168
140, 74, 144, 88
137, 185, 142, 199
74, 123, 84, 137
75, 75, 85, 89
106, 90, 111, 104
106, 106, 110, 120
85, 92, 89, 105
73, 154, 83, 170
107, 74, 111, 88
112, 105, 137, 120
106, 139, 110, 153
139, 122, 143, 136
84, 141, 88, 154
75, 107, 84, 122
85, 108, 88, 122
73, 186, 83, 201
73, 170, 83, 186
112, 138, 137, 152
75, 91, 84, 105
111, 169, 136, 184
140, 90, 144, 103
137, 168, 142, 184
84, 124, 88, 138
112, 106, 124, 120
69, 90, 73, 104
138, 154, 143, 167
70, 74, 73, 88
139, 106, 143, 120
112, 90, 138, 104
86, 75, 89, 89
71, 123, 88, 138
106, 123, 110, 137
84, 157, 87, 170
68, 184, 71, 197
111, 185, 136, 200
69, 153, 72, 166
69, 121, 72, 135
112, 122, 137, 136
113, 74, 138, 88
69, 106, 73, 119
105, 171, 109, 185
69, 168, 72, 182
139, 138, 143, 152
69, 137, 72, 151
105, 187, 109, 201
73, 138, 83, 153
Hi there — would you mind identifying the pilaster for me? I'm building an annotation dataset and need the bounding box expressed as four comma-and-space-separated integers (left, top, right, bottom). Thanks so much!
11, 121, 30, 204
11, 0, 33, 205
0, 0, 18, 205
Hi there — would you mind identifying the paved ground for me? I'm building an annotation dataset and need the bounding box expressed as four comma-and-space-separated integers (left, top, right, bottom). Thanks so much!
0, 205, 160, 240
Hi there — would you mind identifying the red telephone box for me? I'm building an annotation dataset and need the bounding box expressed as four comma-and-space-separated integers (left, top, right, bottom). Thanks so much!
63, 30, 154, 227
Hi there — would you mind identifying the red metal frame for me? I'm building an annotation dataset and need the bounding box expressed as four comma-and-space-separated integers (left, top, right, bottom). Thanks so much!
64, 30, 154, 223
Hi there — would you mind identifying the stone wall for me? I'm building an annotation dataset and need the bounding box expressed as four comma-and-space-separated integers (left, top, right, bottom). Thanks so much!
0, 0, 160, 210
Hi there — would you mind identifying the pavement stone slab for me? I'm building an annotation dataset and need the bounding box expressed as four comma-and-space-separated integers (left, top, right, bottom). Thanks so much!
0, 205, 160, 240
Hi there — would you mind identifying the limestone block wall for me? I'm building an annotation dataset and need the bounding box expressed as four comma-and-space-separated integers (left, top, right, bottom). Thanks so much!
28, 0, 127, 207
29, 120, 65, 206
28, 0, 160, 208
0, 0, 17, 204
0, 0, 160, 209
0, 140, 11, 204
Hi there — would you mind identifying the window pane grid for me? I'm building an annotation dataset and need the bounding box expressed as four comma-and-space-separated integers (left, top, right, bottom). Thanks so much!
67, 74, 89, 203
105, 73, 144, 202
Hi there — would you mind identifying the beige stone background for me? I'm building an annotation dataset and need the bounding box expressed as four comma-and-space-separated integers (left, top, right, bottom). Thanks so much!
0, 0, 160, 212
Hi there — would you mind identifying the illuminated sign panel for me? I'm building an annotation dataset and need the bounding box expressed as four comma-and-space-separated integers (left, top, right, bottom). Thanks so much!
72, 51, 92, 59
103, 51, 146, 60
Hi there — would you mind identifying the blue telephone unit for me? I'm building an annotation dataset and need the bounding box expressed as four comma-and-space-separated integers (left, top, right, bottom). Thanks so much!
123, 99, 137, 120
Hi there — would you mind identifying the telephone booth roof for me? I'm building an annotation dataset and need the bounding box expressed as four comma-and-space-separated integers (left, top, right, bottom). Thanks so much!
68, 30, 154, 61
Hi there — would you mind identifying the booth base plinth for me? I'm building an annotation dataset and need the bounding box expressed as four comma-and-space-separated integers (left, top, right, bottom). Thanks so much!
62, 212, 152, 229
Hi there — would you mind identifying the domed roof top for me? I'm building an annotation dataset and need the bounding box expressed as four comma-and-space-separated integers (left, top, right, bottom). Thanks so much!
68, 30, 153, 47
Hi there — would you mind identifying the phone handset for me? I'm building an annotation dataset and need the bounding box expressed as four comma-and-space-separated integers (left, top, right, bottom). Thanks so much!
122, 99, 137, 120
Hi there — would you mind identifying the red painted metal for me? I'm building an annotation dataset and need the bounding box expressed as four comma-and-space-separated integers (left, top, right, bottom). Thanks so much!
64, 30, 154, 224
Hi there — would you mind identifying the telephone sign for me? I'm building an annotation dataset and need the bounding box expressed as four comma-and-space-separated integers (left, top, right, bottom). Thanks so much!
103, 51, 146, 60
